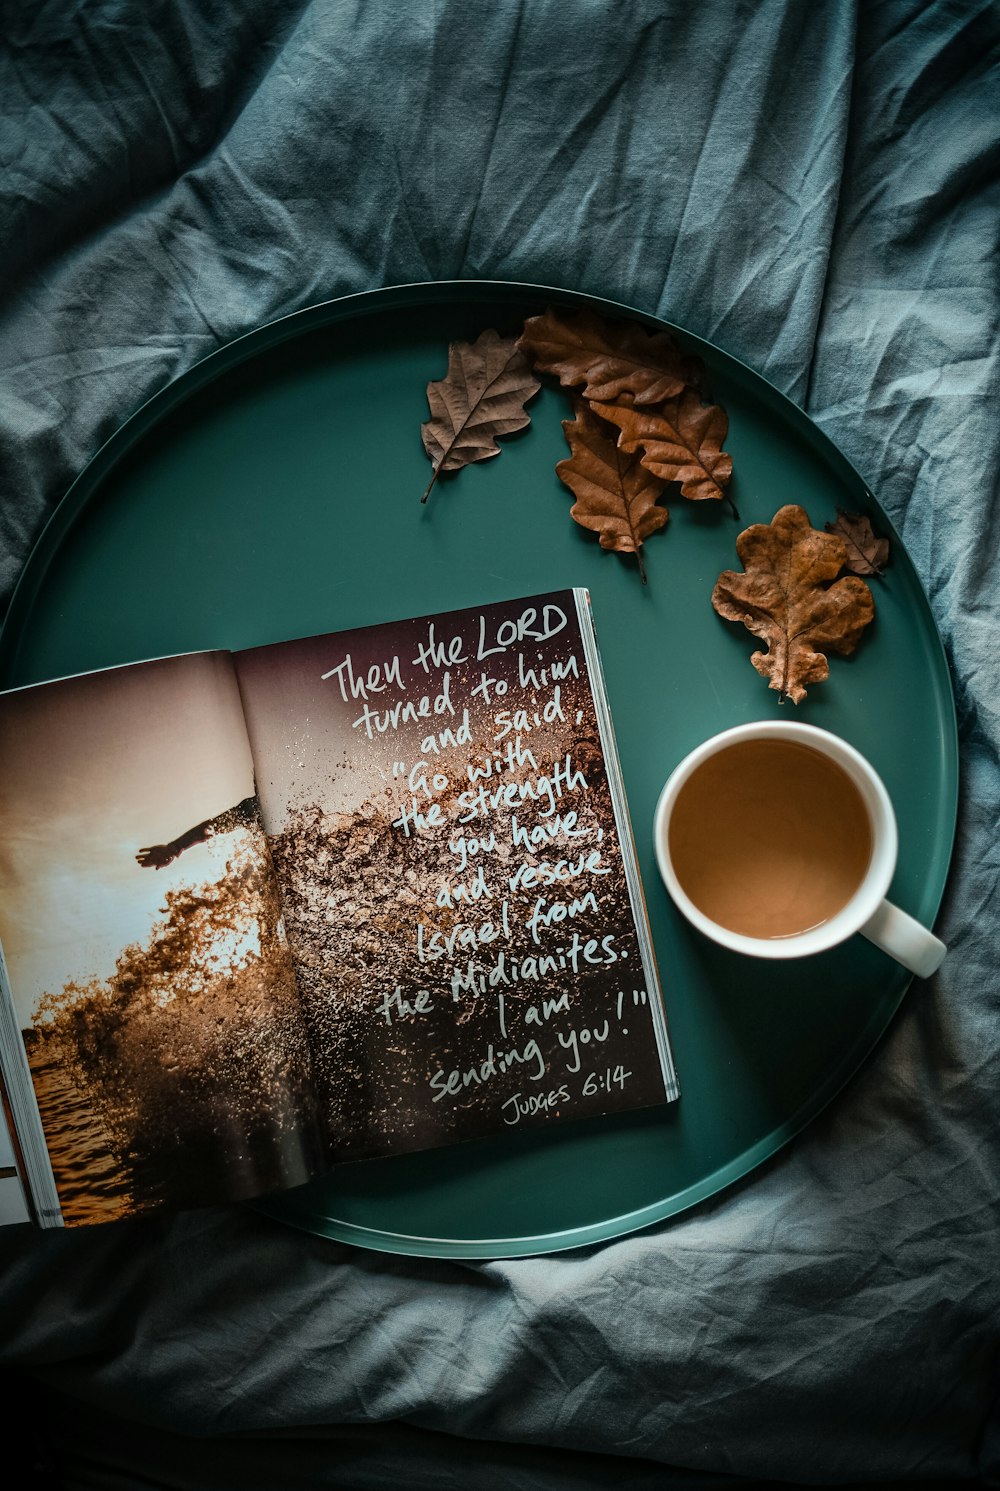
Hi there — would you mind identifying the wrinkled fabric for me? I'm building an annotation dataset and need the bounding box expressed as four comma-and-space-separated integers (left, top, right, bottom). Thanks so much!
1, 1, 998, 1486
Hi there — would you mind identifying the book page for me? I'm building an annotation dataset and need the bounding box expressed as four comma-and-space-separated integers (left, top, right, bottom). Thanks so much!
0, 1073, 30, 1226
0, 653, 324, 1224
235, 591, 675, 1163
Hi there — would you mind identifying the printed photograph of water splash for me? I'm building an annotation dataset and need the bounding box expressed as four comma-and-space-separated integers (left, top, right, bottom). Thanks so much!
0, 652, 323, 1225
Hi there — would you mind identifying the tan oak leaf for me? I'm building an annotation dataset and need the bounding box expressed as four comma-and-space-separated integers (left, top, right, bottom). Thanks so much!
591, 389, 733, 502
711, 504, 875, 702
556, 401, 669, 583
519, 306, 701, 407
420, 329, 540, 502
824, 509, 891, 576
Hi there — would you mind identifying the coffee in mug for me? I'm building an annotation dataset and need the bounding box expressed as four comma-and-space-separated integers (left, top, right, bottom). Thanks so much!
653, 722, 946, 976
667, 738, 872, 939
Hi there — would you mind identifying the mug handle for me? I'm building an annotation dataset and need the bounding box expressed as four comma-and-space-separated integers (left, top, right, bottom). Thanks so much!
860, 899, 946, 978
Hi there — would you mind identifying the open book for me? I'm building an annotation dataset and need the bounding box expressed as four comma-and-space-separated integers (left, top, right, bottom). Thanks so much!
0, 590, 679, 1227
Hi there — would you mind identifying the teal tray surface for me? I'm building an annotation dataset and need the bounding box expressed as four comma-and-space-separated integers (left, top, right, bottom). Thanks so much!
0, 281, 958, 1257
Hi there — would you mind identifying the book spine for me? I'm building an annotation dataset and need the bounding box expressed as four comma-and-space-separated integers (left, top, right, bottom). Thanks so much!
0, 940, 62, 1226
0, 1073, 31, 1225
572, 588, 680, 1102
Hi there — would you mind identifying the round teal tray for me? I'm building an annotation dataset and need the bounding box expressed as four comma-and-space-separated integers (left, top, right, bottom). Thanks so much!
0, 281, 957, 1257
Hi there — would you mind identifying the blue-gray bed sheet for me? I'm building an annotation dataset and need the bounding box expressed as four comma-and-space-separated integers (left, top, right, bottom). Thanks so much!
1, 2, 998, 1486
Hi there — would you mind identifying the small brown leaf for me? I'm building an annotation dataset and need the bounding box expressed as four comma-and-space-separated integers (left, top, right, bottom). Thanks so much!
591, 390, 733, 502
421, 329, 540, 502
555, 401, 669, 583
825, 509, 890, 576
519, 306, 701, 407
711, 504, 875, 703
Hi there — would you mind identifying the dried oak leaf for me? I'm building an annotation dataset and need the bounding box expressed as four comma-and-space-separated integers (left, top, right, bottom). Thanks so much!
711, 503, 875, 703
556, 400, 669, 583
591, 390, 733, 502
825, 509, 890, 576
421, 329, 540, 502
518, 305, 702, 406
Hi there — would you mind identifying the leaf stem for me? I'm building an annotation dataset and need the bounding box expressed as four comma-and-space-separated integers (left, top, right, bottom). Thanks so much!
421, 464, 441, 504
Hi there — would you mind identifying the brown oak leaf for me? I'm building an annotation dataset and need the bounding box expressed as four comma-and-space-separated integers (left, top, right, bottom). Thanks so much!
590, 389, 733, 502
711, 504, 875, 703
518, 306, 702, 407
825, 509, 891, 576
421, 329, 540, 502
555, 401, 669, 583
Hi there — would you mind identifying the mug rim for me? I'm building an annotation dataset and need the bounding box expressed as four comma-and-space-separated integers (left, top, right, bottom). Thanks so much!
653, 721, 899, 960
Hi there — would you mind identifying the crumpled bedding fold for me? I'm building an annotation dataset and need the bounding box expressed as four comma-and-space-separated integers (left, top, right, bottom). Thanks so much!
1, 2, 998, 1485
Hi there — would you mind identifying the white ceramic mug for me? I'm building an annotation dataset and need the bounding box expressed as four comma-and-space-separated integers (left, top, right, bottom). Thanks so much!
653, 720, 947, 977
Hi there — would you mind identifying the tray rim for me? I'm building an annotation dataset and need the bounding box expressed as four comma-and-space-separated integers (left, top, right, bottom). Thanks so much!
254, 977, 917, 1258
0, 278, 960, 1257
